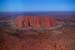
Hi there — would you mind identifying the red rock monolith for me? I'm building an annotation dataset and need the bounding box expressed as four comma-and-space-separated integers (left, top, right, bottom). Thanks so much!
15, 16, 56, 28
15, 16, 25, 28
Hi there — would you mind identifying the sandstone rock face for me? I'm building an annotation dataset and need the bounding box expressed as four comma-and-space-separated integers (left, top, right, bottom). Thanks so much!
15, 16, 56, 28
39, 16, 51, 27
15, 16, 25, 28
28, 16, 40, 27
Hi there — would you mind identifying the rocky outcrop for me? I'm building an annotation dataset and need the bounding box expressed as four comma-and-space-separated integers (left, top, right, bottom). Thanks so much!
15, 16, 56, 28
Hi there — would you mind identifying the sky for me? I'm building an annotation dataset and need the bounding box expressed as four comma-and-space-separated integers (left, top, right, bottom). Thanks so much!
0, 0, 75, 12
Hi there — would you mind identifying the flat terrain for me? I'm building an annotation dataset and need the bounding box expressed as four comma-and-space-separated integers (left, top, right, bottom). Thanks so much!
0, 14, 75, 50
0, 26, 75, 50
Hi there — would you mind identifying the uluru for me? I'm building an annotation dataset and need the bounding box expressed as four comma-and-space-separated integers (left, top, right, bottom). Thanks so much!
15, 16, 56, 28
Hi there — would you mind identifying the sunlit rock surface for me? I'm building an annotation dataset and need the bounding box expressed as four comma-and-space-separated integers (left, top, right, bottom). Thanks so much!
15, 16, 56, 28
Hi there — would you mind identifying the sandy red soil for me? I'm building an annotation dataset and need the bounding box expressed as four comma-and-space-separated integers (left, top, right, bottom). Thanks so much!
1, 28, 75, 50
0, 16, 75, 50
